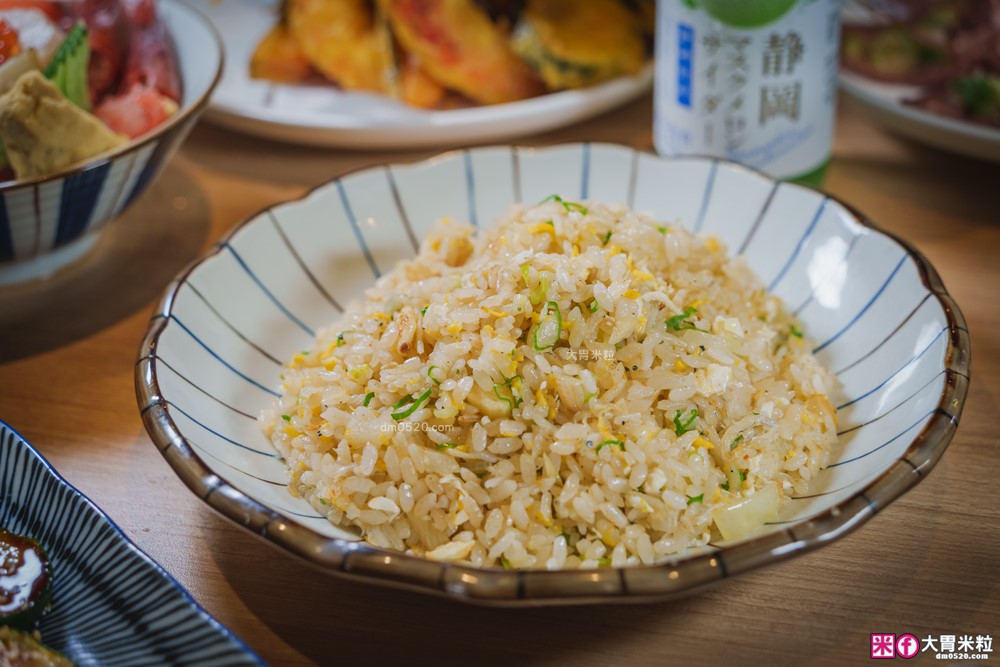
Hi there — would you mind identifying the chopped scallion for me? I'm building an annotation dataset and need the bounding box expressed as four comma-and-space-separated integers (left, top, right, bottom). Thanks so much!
436, 442, 459, 450
281, 414, 291, 422
595, 439, 624, 452
529, 275, 550, 305
687, 493, 704, 505
666, 306, 702, 332
588, 300, 599, 313
533, 301, 562, 351
392, 394, 415, 410
493, 375, 523, 413
428, 366, 444, 384
539, 194, 588, 215
673, 408, 699, 436
729, 434, 744, 450
391, 388, 433, 421
789, 323, 803, 338
363, 392, 375, 407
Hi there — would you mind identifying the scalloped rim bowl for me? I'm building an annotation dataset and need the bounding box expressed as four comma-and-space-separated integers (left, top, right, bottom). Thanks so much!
0, 0, 223, 285
136, 143, 970, 605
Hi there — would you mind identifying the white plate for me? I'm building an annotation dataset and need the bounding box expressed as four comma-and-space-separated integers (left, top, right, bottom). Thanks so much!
839, 72, 1000, 163
192, 0, 653, 148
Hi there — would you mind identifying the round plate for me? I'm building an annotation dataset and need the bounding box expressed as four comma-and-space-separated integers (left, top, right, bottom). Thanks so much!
839, 72, 1000, 163
136, 143, 970, 605
191, 0, 653, 148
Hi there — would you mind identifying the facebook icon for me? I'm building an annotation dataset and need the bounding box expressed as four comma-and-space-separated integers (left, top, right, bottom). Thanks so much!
896, 634, 919, 659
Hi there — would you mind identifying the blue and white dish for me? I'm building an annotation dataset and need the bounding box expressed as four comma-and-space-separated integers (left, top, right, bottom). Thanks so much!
0, 421, 265, 666
0, 0, 223, 286
137, 143, 970, 605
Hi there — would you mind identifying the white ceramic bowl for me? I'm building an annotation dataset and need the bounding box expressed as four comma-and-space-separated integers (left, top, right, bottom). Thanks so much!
0, 0, 223, 285
137, 143, 970, 605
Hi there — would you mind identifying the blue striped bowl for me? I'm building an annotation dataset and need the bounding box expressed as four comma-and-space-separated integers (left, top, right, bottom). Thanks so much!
137, 144, 970, 605
0, 421, 264, 666
0, 0, 223, 285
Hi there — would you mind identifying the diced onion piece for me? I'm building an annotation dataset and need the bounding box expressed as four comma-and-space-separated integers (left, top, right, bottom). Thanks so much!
533, 301, 561, 350
0, 49, 39, 96
712, 483, 779, 541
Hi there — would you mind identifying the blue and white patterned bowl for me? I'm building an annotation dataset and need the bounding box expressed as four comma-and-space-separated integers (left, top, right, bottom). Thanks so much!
137, 143, 970, 605
0, 421, 264, 666
0, 0, 223, 285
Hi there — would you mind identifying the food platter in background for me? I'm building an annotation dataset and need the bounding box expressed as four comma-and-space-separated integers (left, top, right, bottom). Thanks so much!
838, 0, 1000, 163
192, 0, 654, 148
839, 73, 1000, 163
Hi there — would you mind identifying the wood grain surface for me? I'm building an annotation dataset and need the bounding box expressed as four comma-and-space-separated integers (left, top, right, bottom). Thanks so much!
1, 95, 998, 667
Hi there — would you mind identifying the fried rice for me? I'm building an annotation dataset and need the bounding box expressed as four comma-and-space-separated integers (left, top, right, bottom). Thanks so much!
260, 198, 838, 569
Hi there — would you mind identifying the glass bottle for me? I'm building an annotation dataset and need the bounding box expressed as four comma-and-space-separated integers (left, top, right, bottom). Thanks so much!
654, 0, 843, 187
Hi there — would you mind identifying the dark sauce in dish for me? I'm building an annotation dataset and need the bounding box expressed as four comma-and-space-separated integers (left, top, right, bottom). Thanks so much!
0, 529, 50, 621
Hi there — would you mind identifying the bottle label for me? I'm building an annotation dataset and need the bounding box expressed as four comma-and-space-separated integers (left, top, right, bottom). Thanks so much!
655, 0, 841, 179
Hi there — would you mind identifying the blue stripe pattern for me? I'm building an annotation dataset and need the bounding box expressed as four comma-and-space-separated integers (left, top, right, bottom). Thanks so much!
0, 192, 12, 261
186, 281, 283, 365
336, 180, 381, 278
838, 369, 946, 436
826, 409, 945, 469
169, 316, 280, 397
464, 150, 478, 227
0, 423, 265, 666
835, 293, 933, 375
385, 167, 419, 253
269, 211, 345, 312
768, 197, 827, 292
736, 182, 779, 255
167, 401, 277, 457
813, 254, 908, 353
223, 243, 315, 336
580, 142, 591, 199
627, 149, 639, 208
837, 325, 948, 410
692, 161, 718, 232
154, 356, 256, 419
55, 163, 110, 246
123, 137, 169, 210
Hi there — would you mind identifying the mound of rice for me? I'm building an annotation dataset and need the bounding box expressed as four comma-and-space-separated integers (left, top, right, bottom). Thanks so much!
261, 199, 838, 569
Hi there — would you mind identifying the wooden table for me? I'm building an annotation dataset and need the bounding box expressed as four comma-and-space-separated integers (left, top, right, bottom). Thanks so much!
1, 95, 998, 667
